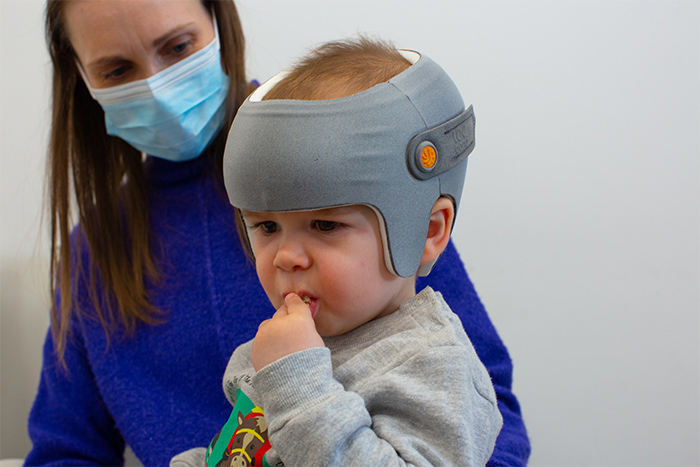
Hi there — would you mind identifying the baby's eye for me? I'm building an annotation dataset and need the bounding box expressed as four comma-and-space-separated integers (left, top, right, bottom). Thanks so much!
313, 220, 341, 232
258, 221, 279, 234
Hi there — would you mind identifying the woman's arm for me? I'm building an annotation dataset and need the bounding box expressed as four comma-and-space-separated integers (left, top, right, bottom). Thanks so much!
26, 327, 125, 466
417, 239, 531, 466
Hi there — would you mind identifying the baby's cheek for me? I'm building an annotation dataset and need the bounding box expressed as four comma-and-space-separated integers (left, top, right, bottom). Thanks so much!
338, 273, 380, 303
255, 266, 280, 307
320, 271, 356, 304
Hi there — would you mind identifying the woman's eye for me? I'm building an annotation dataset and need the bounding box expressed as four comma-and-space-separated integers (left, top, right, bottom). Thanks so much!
101, 65, 129, 82
313, 220, 341, 232
169, 40, 192, 56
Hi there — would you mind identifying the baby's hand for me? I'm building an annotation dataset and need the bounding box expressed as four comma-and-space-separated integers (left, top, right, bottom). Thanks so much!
251, 293, 324, 371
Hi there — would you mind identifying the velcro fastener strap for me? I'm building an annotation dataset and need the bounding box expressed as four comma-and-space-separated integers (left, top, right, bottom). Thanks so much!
406, 105, 475, 181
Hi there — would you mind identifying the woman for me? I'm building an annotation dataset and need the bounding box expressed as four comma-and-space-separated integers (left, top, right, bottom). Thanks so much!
27, 1, 530, 465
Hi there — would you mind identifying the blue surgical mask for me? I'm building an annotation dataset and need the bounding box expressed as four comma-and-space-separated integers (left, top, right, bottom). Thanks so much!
80, 20, 230, 162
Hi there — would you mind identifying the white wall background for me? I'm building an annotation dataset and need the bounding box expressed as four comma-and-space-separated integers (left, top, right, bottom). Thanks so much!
1, 1, 698, 465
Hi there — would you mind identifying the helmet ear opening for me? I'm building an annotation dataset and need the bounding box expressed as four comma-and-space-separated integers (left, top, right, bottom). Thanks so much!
368, 196, 454, 279
235, 208, 256, 263
366, 205, 397, 277
417, 259, 438, 277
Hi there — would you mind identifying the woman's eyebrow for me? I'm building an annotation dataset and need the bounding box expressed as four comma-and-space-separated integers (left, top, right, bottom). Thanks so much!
151, 22, 198, 49
85, 23, 198, 70
87, 55, 126, 71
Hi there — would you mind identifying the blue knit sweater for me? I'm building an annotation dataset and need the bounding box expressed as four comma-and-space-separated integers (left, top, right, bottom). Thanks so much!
26, 154, 529, 466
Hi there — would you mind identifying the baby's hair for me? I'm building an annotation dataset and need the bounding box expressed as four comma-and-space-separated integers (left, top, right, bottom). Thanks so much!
263, 36, 411, 101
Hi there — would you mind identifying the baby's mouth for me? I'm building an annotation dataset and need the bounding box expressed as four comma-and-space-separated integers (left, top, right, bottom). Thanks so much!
300, 294, 318, 318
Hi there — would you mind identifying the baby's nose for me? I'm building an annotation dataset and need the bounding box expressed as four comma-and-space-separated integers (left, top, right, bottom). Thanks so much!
273, 240, 311, 272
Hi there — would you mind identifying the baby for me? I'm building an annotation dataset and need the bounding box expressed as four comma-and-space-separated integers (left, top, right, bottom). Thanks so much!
172, 37, 502, 467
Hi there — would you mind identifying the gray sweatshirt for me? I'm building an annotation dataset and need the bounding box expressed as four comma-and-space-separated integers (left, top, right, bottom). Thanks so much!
172, 287, 502, 467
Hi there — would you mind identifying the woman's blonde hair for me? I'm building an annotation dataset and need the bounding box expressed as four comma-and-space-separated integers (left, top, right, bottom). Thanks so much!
44, 0, 250, 366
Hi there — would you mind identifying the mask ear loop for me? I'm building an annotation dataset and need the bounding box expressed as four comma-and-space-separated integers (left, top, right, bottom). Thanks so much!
74, 59, 94, 96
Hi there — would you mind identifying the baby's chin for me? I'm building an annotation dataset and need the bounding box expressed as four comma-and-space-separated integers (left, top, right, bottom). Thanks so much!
313, 318, 349, 338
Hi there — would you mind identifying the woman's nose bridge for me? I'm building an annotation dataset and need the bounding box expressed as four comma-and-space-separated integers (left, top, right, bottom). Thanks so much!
132, 47, 168, 80
139, 59, 164, 80
144, 62, 161, 78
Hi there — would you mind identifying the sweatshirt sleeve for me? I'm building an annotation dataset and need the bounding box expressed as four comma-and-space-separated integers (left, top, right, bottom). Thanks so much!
25, 328, 125, 466
253, 345, 502, 467
418, 240, 531, 466
170, 447, 207, 467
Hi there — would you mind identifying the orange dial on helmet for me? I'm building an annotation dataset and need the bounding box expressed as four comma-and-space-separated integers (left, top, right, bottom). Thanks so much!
420, 144, 437, 170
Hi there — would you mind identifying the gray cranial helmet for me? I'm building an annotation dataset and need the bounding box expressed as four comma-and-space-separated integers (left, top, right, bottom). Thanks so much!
223, 50, 475, 277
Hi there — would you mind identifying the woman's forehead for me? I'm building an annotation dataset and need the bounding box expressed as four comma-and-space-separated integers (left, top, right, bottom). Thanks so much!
63, 0, 209, 64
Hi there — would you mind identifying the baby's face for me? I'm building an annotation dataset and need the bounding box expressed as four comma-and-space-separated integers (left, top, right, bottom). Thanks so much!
241, 205, 415, 336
